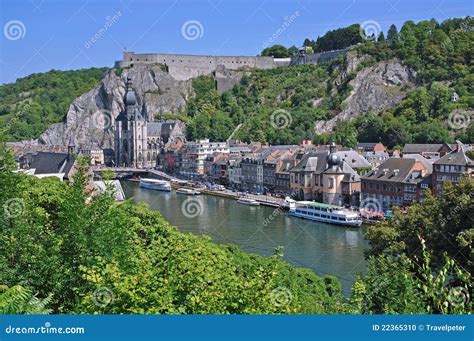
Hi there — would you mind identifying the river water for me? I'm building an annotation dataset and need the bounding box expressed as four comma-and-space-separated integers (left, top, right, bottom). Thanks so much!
122, 181, 368, 294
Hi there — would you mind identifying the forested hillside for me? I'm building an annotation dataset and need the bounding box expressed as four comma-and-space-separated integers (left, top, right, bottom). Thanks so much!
186, 17, 473, 146
0, 68, 107, 141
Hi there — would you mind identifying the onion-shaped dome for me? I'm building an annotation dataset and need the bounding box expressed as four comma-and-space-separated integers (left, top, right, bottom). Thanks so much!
125, 88, 137, 106
124, 77, 137, 106
327, 153, 340, 166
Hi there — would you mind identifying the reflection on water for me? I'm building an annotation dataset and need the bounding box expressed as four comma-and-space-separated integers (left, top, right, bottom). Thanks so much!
122, 181, 368, 294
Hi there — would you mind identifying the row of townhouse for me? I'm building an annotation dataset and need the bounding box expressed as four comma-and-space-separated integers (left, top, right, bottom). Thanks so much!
203, 141, 369, 207
158, 138, 473, 211
360, 142, 473, 211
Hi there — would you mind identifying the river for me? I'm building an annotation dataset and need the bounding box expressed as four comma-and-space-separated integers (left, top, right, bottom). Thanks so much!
122, 181, 368, 294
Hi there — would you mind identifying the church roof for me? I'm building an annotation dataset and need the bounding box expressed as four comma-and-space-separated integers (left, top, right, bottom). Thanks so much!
147, 122, 176, 136
147, 122, 161, 136
29, 152, 76, 178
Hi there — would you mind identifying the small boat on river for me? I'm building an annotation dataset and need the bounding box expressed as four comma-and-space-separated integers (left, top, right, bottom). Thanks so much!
176, 188, 202, 195
139, 178, 171, 192
237, 197, 260, 206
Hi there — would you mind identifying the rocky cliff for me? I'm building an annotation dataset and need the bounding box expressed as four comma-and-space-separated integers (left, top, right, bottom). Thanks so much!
38, 64, 194, 148
315, 55, 417, 134
35, 51, 418, 147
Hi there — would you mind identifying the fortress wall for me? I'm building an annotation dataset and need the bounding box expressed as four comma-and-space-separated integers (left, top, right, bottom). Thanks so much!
167, 66, 214, 81
114, 48, 349, 80
288, 48, 349, 66
119, 52, 275, 74
317, 48, 349, 63
273, 58, 291, 67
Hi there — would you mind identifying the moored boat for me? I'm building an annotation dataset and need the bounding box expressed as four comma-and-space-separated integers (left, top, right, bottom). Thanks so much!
139, 178, 171, 192
176, 188, 202, 195
286, 199, 362, 227
237, 197, 260, 206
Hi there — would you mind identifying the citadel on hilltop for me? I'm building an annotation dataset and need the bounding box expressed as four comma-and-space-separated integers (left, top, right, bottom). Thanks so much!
114, 48, 350, 81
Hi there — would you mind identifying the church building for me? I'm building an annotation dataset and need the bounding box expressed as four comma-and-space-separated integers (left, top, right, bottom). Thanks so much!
114, 78, 184, 168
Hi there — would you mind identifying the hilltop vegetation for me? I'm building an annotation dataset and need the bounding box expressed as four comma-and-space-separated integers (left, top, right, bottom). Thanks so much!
0, 68, 107, 141
186, 17, 474, 146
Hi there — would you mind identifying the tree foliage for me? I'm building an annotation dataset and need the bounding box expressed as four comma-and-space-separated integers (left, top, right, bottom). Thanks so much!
186, 17, 473, 145
304, 24, 364, 52
351, 179, 473, 314
261, 45, 290, 58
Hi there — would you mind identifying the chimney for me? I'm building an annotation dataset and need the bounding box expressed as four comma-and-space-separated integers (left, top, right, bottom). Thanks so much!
383, 168, 389, 176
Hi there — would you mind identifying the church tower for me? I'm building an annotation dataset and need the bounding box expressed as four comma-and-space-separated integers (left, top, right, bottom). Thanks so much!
114, 78, 149, 168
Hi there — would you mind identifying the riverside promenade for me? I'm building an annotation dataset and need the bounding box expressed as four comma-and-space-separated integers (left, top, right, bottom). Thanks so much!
93, 166, 286, 208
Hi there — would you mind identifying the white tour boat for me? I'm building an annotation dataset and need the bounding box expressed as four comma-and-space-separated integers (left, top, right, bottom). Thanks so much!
139, 178, 171, 192
286, 198, 362, 227
237, 197, 260, 206
176, 188, 202, 195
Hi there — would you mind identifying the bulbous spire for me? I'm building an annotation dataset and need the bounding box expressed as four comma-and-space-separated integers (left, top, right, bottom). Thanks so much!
124, 77, 137, 106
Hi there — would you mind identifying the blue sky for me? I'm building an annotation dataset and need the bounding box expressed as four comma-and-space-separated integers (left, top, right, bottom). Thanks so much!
0, 0, 472, 84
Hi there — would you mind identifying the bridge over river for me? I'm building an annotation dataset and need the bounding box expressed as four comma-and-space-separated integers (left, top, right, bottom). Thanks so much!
93, 167, 177, 181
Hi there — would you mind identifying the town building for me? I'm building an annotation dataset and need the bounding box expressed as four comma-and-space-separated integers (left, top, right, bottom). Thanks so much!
78, 147, 104, 165
179, 139, 229, 178
432, 143, 473, 196
356, 143, 389, 168
402, 143, 455, 160
262, 149, 297, 193
228, 158, 243, 190
289, 142, 361, 206
289, 151, 329, 201
356, 142, 386, 154
361, 158, 431, 211
322, 151, 361, 207
275, 158, 298, 196
241, 145, 297, 193
204, 152, 230, 184
334, 150, 372, 173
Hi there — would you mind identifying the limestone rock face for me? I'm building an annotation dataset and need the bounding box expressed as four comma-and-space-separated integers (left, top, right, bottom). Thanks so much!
38, 64, 194, 148
315, 59, 417, 134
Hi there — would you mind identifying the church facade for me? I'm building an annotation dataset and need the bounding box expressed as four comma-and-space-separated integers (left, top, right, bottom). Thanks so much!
114, 79, 184, 168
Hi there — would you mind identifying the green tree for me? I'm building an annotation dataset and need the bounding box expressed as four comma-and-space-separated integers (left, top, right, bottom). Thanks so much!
387, 24, 398, 42
377, 32, 385, 42
288, 45, 299, 56
365, 179, 473, 273
261, 45, 289, 58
